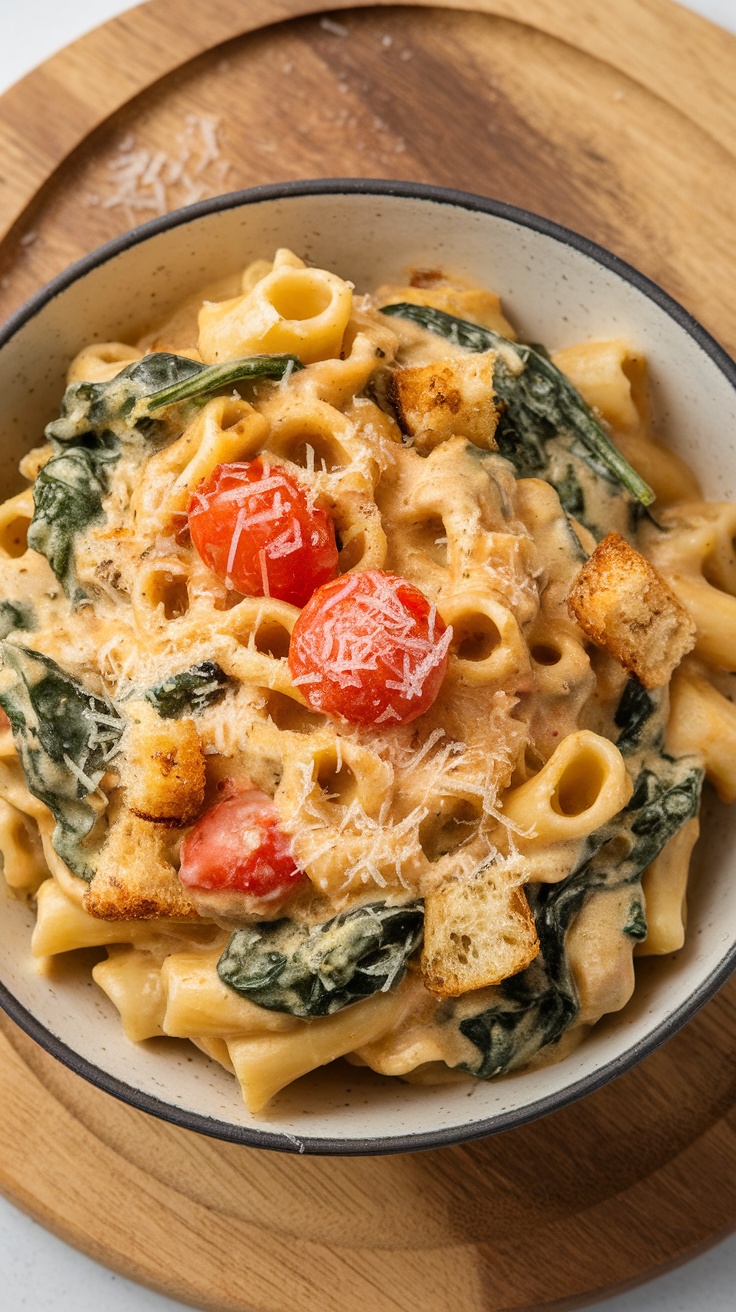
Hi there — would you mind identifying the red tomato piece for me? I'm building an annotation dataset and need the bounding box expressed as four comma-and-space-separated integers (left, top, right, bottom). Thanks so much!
288, 569, 452, 726
187, 459, 338, 608
179, 784, 305, 899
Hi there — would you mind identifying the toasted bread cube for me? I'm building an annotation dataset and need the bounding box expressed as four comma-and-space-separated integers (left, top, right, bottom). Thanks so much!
421, 866, 539, 998
567, 532, 696, 689
389, 354, 498, 454
84, 808, 197, 920
120, 700, 205, 826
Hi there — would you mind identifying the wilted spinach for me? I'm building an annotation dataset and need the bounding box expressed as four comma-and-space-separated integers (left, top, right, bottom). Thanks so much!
144, 661, 231, 719
614, 677, 663, 755
28, 352, 304, 603
43, 352, 304, 448
218, 900, 424, 1017
455, 955, 577, 1080
623, 898, 648, 940
0, 643, 235, 876
452, 750, 703, 1079
0, 601, 35, 639
28, 446, 116, 604
142, 353, 303, 412
381, 302, 654, 537
0, 643, 124, 879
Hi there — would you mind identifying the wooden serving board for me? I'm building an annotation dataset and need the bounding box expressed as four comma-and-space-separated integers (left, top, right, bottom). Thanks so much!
0, 2, 735, 1308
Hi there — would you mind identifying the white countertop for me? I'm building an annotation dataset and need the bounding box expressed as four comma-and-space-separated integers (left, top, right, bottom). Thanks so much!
1, 2, 735, 1309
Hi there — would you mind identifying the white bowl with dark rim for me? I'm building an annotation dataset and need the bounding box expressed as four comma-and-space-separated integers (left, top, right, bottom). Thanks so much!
0, 180, 735, 1155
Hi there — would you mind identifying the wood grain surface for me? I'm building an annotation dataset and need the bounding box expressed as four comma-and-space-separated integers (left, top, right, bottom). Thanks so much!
0, 2, 735, 1309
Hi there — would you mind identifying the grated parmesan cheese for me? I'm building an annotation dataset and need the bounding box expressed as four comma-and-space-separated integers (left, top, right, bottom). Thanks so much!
94, 115, 228, 218
319, 16, 349, 36
277, 686, 525, 903
62, 752, 105, 797
258, 549, 271, 598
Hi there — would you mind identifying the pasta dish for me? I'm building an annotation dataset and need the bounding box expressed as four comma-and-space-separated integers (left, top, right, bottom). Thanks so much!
0, 248, 733, 1115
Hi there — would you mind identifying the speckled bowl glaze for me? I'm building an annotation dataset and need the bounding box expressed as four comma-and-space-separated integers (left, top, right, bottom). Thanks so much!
0, 181, 735, 1155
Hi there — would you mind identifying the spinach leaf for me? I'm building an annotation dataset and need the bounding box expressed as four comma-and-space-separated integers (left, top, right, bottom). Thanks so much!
455, 956, 577, 1080
27, 447, 116, 603
218, 901, 424, 1017
26, 357, 194, 603
144, 661, 231, 719
454, 751, 703, 1079
381, 303, 654, 535
29, 352, 304, 603
142, 354, 304, 412
614, 678, 663, 755
46, 352, 304, 446
44, 354, 204, 449
0, 643, 124, 880
623, 898, 648, 940
0, 600, 35, 639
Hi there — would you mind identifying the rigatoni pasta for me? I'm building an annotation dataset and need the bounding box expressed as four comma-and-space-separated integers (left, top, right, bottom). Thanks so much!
0, 247, 730, 1113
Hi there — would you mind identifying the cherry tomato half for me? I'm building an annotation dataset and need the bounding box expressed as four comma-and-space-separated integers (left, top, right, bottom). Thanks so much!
179, 784, 305, 899
288, 569, 452, 726
187, 459, 338, 608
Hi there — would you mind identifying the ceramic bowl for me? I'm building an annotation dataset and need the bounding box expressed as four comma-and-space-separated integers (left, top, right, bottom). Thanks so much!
0, 180, 735, 1154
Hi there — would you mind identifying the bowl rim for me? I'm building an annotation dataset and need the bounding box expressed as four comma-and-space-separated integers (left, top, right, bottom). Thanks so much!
1, 176, 735, 1156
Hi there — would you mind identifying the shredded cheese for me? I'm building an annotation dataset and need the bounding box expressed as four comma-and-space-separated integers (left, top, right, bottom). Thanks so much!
94, 115, 228, 218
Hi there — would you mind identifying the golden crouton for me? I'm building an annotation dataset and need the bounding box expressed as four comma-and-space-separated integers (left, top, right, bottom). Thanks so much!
119, 699, 206, 826
567, 532, 696, 688
421, 865, 539, 998
84, 808, 197, 920
389, 354, 498, 454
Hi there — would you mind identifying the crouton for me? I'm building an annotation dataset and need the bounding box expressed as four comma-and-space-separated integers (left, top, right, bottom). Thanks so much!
421, 865, 539, 998
119, 699, 205, 826
567, 532, 696, 688
388, 354, 498, 454
84, 808, 197, 920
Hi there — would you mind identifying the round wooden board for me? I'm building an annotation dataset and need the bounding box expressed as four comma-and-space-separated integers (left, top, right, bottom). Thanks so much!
0, 1, 735, 1308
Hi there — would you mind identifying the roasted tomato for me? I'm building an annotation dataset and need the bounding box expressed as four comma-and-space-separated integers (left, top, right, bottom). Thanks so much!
179, 784, 305, 899
187, 459, 338, 607
288, 569, 452, 726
